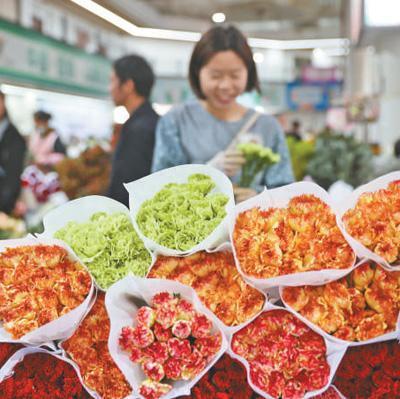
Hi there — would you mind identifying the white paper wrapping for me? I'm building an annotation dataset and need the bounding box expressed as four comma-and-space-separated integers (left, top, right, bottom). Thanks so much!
336, 171, 400, 270
228, 182, 357, 290
280, 260, 400, 347
40, 195, 154, 291
0, 236, 95, 345
105, 276, 228, 399
125, 164, 235, 257
228, 302, 347, 399
146, 242, 267, 339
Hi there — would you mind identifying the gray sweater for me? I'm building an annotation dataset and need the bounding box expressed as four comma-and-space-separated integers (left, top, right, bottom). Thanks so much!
152, 100, 294, 190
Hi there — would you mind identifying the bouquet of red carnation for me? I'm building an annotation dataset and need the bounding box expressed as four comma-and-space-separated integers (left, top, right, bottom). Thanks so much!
0, 351, 91, 399
178, 354, 261, 399
334, 340, 400, 398
232, 309, 331, 398
0, 343, 23, 368
63, 293, 131, 399
314, 386, 342, 398
119, 292, 222, 399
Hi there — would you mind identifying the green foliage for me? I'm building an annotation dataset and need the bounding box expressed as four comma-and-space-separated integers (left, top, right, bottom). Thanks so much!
286, 137, 315, 181
306, 133, 373, 189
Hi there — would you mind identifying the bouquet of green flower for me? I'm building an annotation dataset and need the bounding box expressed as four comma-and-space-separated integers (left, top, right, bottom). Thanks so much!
237, 143, 280, 187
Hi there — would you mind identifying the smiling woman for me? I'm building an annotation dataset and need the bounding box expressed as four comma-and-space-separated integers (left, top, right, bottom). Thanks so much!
151, 25, 294, 203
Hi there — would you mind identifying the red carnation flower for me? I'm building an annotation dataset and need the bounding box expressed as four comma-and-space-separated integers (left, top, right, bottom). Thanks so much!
372, 369, 393, 389
382, 355, 400, 378
354, 362, 372, 379
0, 343, 23, 368
215, 393, 230, 399
212, 370, 231, 390
0, 353, 91, 399
365, 343, 389, 367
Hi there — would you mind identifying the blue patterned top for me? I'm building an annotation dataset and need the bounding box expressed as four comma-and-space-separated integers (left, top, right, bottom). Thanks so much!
152, 100, 294, 191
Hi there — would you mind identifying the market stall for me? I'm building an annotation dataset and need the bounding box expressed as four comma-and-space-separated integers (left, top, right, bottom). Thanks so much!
0, 165, 399, 399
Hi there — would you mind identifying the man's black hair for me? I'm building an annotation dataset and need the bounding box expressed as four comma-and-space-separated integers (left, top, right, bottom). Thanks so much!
113, 54, 155, 98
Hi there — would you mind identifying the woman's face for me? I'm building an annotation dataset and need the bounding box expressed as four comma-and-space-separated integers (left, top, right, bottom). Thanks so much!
199, 50, 248, 109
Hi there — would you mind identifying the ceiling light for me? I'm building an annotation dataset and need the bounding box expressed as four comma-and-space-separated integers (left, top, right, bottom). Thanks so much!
69, 0, 349, 50
312, 48, 334, 68
212, 12, 226, 23
253, 52, 264, 63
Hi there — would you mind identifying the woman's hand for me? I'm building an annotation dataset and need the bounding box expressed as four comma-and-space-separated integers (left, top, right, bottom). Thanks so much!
233, 186, 257, 203
207, 149, 245, 176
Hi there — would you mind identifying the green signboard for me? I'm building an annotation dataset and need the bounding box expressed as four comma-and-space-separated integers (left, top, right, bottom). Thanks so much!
0, 18, 111, 97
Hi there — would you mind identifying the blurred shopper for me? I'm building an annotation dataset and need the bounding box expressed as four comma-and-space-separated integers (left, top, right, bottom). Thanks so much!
286, 120, 302, 141
107, 54, 158, 207
0, 90, 26, 214
29, 110, 66, 171
152, 25, 293, 202
395, 138, 400, 158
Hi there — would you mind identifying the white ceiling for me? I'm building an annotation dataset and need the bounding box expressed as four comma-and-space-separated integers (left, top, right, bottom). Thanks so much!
99, 0, 343, 40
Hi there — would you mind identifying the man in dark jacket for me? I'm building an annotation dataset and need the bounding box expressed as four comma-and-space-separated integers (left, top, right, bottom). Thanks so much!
107, 55, 159, 207
0, 90, 26, 214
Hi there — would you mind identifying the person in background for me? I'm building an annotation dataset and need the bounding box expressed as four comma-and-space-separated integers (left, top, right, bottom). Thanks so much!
395, 138, 400, 158
372, 138, 400, 178
152, 25, 294, 202
0, 90, 26, 214
29, 110, 66, 171
107, 54, 159, 207
286, 120, 302, 141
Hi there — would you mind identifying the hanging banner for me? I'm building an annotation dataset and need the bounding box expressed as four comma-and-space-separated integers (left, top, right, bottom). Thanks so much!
0, 18, 111, 97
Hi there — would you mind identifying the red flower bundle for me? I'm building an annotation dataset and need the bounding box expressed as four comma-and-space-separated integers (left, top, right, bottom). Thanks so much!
232, 309, 330, 399
119, 292, 222, 399
178, 354, 261, 399
0, 352, 91, 399
63, 292, 131, 399
314, 386, 342, 398
0, 343, 22, 368
0, 244, 91, 338
335, 340, 400, 398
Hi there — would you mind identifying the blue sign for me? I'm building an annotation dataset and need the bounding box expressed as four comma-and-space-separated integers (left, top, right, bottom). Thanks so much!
286, 81, 342, 111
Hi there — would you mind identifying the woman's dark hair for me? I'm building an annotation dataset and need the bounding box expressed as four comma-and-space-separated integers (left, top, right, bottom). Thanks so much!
189, 25, 260, 99
34, 110, 52, 122
113, 54, 155, 99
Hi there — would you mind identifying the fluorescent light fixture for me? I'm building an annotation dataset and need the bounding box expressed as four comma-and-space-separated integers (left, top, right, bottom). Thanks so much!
323, 47, 350, 57
69, 0, 349, 50
126, 27, 200, 42
253, 52, 264, 63
365, 0, 400, 26
69, 0, 200, 42
212, 12, 226, 23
